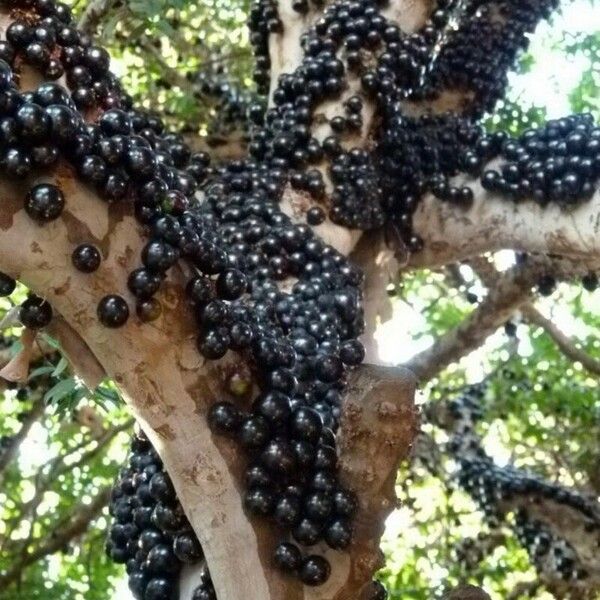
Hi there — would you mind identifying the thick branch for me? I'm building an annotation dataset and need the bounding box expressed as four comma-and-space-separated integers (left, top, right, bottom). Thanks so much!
410, 174, 600, 269
471, 254, 600, 377
426, 386, 600, 589
404, 263, 537, 381
522, 305, 600, 376
0, 486, 111, 588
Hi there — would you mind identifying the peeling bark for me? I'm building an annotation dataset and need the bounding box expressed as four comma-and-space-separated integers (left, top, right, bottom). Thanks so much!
411, 168, 600, 269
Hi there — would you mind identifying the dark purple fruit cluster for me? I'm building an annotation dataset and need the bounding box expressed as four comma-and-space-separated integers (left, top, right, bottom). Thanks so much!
108, 430, 215, 600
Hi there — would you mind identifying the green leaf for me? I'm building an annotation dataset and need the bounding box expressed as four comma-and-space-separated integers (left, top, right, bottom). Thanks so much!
52, 357, 70, 378
44, 377, 78, 405
27, 365, 55, 380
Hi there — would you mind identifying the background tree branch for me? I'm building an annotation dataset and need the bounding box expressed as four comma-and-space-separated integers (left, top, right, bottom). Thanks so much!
0, 391, 45, 481
404, 262, 538, 382
0, 486, 111, 589
521, 305, 600, 376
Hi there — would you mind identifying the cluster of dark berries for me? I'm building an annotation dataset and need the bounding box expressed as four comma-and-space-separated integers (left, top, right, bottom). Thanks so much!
422, 383, 599, 584
247, 0, 280, 93
0, 0, 213, 330
514, 510, 588, 582
458, 456, 599, 524
186, 71, 264, 142
208, 398, 359, 584
377, 113, 481, 249
0, 0, 374, 589
477, 114, 600, 206
424, 0, 560, 115
107, 429, 215, 600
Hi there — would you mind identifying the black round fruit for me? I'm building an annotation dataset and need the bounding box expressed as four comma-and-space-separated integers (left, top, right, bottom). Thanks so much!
97, 294, 130, 328
149, 472, 176, 504
324, 518, 352, 549
173, 532, 203, 563
143, 576, 175, 600
299, 555, 331, 586
0, 272, 16, 296
19, 296, 53, 329
208, 402, 242, 435
25, 183, 65, 222
273, 542, 302, 572
72, 243, 101, 273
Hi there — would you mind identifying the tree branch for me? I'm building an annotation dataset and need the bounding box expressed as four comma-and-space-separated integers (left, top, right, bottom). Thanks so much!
0, 486, 111, 589
507, 580, 541, 600
521, 305, 600, 376
404, 262, 538, 382
78, 0, 117, 35
410, 170, 600, 269
0, 391, 45, 481
469, 254, 600, 377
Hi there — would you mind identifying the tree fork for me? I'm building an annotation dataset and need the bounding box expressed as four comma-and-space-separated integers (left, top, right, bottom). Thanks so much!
0, 172, 416, 598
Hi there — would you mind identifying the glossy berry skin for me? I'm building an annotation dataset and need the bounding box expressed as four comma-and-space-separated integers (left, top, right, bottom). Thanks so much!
143, 576, 175, 600
139, 529, 163, 553
173, 532, 203, 563
333, 488, 358, 517
151, 503, 183, 533
149, 472, 175, 504
314, 444, 336, 470
244, 486, 276, 516
324, 518, 353, 550
245, 463, 273, 488
145, 544, 179, 576
238, 415, 271, 449
128, 571, 148, 598
253, 391, 291, 426
97, 294, 130, 328
292, 517, 322, 546
208, 402, 242, 435
260, 438, 296, 475
216, 269, 247, 300
304, 491, 333, 522
299, 555, 331, 586
339, 339, 365, 365
197, 328, 229, 359
128, 268, 162, 300
0, 272, 16, 296
72, 243, 101, 273
19, 296, 53, 329
16, 103, 50, 143
142, 240, 178, 273
290, 407, 323, 444
306, 206, 326, 225
273, 542, 302, 572
25, 183, 65, 222
274, 493, 302, 526
186, 276, 212, 305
